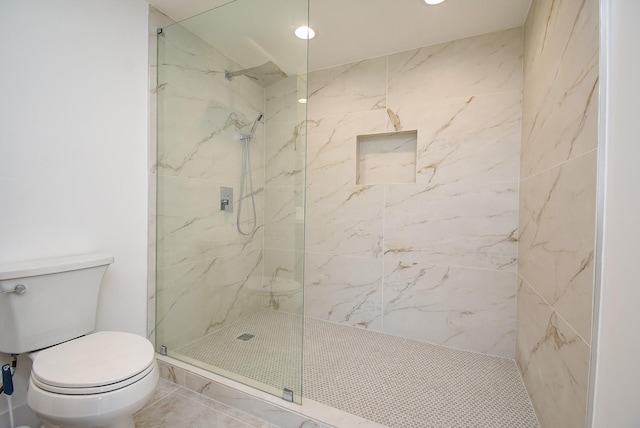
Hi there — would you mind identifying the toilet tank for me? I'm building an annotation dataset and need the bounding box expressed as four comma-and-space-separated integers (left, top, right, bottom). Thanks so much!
0, 254, 114, 354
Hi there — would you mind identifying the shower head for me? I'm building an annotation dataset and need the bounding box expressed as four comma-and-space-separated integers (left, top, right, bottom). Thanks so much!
225, 61, 288, 88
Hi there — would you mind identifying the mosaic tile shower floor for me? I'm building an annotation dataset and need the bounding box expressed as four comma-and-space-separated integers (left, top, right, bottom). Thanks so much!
176, 310, 539, 428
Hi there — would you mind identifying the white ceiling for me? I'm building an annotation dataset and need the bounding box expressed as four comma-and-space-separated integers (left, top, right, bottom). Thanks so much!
149, 0, 532, 72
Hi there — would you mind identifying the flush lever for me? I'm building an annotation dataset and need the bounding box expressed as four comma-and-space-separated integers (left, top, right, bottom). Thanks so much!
1, 284, 27, 295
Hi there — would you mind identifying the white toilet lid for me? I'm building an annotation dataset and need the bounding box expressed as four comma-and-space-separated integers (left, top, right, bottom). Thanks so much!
32, 331, 155, 392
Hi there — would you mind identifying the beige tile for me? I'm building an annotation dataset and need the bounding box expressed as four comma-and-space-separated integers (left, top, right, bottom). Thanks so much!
387, 28, 523, 105
306, 110, 387, 191
384, 181, 518, 271
264, 186, 304, 252
308, 56, 387, 119
157, 359, 186, 386
383, 260, 516, 357
516, 280, 590, 428
521, 0, 599, 177
304, 253, 383, 330
387, 91, 522, 187
519, 151, 597, 343
306, 184, 384, 258
156, 251, 264, 349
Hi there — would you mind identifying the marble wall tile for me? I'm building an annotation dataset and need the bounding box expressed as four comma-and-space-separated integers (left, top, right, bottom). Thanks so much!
383, 260, 516, 357
265, 74, 307, 124
262, 249, 304, 313
382, 261, 450, 346
156, 175, 264, 269
157, 94, 265, 182
304, 28, 522, 356
521, 0, 599, 177
157, 23, 265, 183
306, 110, 387, 191
445, 269, 516, 358
306, 185, 384, 259
384, 181, 518, 271
519, 150, 597, 343
386, 91, 522, 186
159, 24, 264, 116
307, 56, 387, 119
263, 186, 304, 253
156, 250, 264, 350
516, 280, 589, 428
157, 359, 187, 386
387, 28, 523, 106
304, 253, 383, 330
264, 119, 306, 189
517, 0, 599, 424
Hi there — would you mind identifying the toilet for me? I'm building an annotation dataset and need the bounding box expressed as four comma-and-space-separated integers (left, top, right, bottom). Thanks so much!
0, 254, 159, 428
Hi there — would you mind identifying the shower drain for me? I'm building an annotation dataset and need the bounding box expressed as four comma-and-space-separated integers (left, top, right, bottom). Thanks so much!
236, 333, 255, 341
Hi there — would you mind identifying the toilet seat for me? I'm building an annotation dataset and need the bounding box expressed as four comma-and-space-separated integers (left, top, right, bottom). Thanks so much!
31, 331, 155, 395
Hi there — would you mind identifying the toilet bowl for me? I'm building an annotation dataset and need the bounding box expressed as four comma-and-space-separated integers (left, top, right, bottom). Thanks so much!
0, 254, 159, 428
27, 331, 158, 428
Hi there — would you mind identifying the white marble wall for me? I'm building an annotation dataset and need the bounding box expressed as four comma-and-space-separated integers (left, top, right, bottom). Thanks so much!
304, 28, 523, 358
517, 0, 599, 426
262, 75, 307, 313
155, 20, 267, 350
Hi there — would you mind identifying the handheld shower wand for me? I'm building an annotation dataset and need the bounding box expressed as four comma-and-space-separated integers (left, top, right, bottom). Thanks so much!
240, 113, 264, 142
250, 113, 264, 136
237, 113, 264, 235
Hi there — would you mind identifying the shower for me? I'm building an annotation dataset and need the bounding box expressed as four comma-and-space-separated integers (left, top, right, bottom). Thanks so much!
225, 61, 288, 88
155, 0, 308, 405
237, 113, 263, 236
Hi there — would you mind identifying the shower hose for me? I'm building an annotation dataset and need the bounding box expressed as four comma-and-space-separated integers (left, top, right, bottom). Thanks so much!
237, 136, 257, 236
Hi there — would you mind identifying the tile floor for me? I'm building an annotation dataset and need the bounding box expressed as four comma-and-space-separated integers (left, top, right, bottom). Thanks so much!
134, 378, 278, 427
171, 310, 540, 428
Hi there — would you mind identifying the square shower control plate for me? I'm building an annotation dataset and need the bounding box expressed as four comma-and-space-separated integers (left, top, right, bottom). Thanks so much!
221, 186, 233, 212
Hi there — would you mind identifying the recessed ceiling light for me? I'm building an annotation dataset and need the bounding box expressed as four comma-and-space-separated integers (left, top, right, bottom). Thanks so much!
424, 0, 446, 4
295, 26, 316, 40
298, 98, 307, 104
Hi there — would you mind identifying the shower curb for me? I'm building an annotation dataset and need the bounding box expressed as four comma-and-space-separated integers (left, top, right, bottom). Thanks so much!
156, 355, 386, 428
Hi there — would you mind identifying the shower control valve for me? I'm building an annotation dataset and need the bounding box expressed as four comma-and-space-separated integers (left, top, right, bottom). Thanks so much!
220, 186, 233, 212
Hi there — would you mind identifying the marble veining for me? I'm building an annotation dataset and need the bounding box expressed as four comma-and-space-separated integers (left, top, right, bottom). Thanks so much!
307, 56, 387, 120
386, 28, 523, 106
306, 185, 384, 259
384, 181, 519, 271
304, 27, 522, 356
516, 0, 598, 426
304, 253, 383, 330
519, 150, 596, 342
516, 280, 589, 428
521, 0, 599, 177
383, 260, 516, 357
156, 9, 305, 359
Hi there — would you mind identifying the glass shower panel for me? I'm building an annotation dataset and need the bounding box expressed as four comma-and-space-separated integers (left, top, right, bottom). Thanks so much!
155, 0, 307, 403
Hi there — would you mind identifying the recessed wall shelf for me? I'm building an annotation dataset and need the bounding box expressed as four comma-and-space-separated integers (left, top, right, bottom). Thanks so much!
356, 130, 417, 184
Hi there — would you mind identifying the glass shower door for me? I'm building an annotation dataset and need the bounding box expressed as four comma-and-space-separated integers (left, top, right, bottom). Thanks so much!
155, 0, 308, 403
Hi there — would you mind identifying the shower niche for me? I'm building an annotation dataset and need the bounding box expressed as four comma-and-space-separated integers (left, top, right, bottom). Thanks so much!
356, 130, 417, 184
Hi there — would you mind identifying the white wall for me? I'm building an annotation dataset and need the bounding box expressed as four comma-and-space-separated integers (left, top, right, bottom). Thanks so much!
591, 0, 640, 426
0, 0, 149, 421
